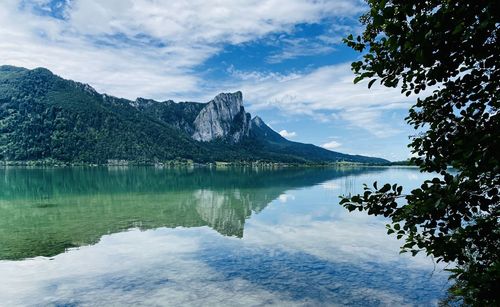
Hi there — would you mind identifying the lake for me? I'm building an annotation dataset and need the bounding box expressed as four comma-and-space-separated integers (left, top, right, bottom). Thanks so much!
0, 166, 449, 306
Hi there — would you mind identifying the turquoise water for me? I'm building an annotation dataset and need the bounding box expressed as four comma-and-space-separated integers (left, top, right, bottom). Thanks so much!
0, 166, 448, 306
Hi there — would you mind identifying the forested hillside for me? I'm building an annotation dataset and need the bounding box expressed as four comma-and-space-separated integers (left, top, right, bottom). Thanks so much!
0, 66, 388, 164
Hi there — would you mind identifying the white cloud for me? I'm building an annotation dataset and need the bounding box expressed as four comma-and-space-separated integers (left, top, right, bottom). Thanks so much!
67, 0, 365, 45
278, 130, 296, 138
321, 140, 342, 150
226, 63, 411, 138
278, 193, 295, 203
321, 181, 340, 190
0, 228, 309, 306
0, 0, 412, 140
266, 37, 336, 64
0, 0, 365, 101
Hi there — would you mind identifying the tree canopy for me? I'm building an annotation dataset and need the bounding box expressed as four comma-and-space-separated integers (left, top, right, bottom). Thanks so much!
341, 0, 499, 305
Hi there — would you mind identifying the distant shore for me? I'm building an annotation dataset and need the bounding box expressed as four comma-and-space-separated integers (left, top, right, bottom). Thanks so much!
0, 159, 410, 168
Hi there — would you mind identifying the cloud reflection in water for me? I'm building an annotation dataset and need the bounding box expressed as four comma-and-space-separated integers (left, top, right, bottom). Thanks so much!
0, 167, 448, 306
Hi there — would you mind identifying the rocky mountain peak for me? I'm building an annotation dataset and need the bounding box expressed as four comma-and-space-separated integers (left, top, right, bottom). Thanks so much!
251, 116, 264, 127
192, 91, 250, 142
211, 91, 243, 116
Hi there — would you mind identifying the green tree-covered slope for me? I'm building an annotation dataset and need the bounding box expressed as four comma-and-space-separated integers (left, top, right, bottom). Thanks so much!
0, 65, 388, 164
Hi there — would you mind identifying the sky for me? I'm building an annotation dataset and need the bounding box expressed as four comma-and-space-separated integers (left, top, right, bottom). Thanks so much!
0, 0, 417, 160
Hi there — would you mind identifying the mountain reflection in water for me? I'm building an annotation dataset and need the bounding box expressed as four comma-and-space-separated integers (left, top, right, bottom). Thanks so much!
0, 166, 451, 306
0, 166, 381, 260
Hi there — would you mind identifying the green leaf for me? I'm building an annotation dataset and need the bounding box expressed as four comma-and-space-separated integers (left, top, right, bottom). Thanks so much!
353, 76, 364, 84
380, 183, 391, 193
452, 23, 464, 35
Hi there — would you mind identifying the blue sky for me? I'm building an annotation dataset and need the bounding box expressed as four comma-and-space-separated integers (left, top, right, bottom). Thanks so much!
1, 0, 416, 160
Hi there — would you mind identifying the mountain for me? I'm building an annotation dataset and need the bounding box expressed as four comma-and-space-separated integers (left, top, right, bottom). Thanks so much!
249, 117, 388, 164
0, 65, 389, 164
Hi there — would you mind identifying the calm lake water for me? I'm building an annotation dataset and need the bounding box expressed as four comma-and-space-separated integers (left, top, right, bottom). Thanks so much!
0, 166, 449, 306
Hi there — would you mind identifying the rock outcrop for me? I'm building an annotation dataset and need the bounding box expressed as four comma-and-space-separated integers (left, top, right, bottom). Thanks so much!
192, 91, 251, 142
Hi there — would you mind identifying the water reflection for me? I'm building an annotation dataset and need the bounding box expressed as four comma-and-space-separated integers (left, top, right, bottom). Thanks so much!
0, 166, 448, 306
0, 166, 381, 260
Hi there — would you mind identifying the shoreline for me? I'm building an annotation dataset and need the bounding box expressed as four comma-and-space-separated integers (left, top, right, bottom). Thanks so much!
0, 159, 409, 168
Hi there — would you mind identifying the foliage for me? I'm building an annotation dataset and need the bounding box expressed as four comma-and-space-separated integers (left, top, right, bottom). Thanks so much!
341, 0, 499, 305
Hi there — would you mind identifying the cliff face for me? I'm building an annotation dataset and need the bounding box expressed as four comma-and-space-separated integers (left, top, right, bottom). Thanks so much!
192, 91, 251, 143
137, 91, 252, 143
